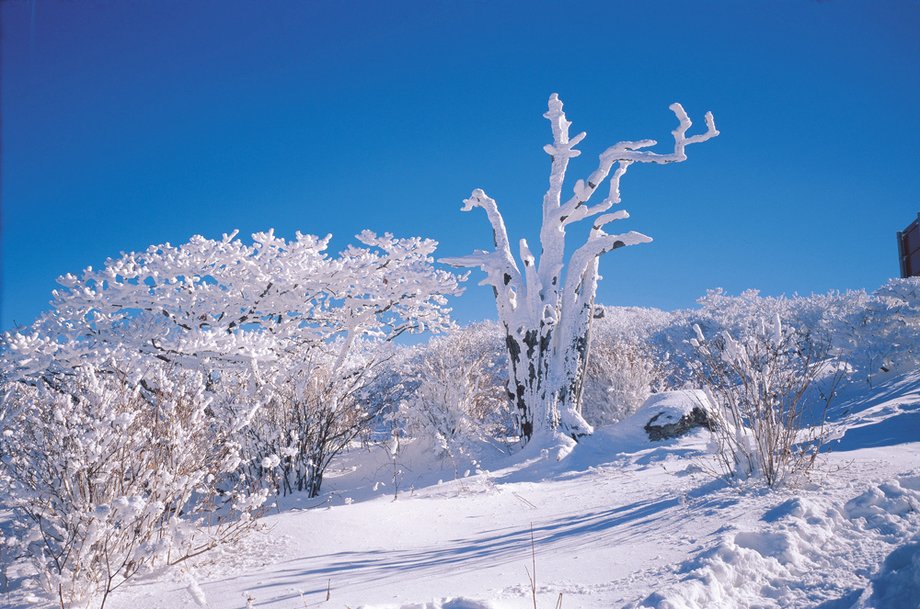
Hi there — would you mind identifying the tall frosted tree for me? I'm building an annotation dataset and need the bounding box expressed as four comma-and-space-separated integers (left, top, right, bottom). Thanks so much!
443, 94, 718, 444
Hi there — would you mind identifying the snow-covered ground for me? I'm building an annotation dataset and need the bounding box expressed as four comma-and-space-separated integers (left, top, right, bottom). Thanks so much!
51, 371, 917, 609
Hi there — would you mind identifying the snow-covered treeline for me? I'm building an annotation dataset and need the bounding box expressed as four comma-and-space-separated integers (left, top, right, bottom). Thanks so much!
374, 277, 920, 453
645, 279, 920, 390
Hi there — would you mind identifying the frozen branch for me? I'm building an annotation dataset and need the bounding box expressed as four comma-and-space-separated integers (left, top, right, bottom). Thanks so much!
440, 189, 523, 298
565, 230, 653, 301
519, 238, 541, 322
460, 189, 512, 254
555, 102, 718, 225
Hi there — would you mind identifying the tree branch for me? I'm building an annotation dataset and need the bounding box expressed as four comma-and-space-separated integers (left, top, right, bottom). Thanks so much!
440, 189, 522, 302
556, 104, 717, 225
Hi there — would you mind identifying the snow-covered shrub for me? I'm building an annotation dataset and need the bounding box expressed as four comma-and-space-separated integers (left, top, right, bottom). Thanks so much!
3, 230, 460, 378
647, 288, 879, 390
677, 280, 920, 388
649, 290, 801, 389
848, 278, 920, 384
0, 364, 263, 609
236, 342, 386, 498
399, 322, 511, 457
581, 337, 668, 426
581, 307, 674, 425
690, 315, 834, 487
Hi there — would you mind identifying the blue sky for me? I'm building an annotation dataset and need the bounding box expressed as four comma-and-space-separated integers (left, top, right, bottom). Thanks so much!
3, 0, 919, 330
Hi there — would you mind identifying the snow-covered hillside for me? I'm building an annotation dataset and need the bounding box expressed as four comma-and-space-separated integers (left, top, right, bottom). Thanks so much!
29, 370, 912, 609
3, 279, 919, 609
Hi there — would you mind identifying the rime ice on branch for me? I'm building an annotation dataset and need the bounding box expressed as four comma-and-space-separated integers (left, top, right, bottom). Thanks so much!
442, 94, 718, 443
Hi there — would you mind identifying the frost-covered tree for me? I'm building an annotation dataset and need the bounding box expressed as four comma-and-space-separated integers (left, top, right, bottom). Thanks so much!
3, 229, 461, 381
443, 94, 717, 443
2, 229, 463, 502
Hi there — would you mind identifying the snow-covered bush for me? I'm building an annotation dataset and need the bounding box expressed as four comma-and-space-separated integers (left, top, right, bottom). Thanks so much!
690, 315, 834, 487
581, 337, 668, 426
0, 364, 263, 609
236, 341, 386, 497
677, 281, 920, 389
647, 290, 803, 390
645, 288, 878, 390
581, 307, 674, 425
849, 278, 920, 384
2, 229, 461, 380
399, 322, 511, 457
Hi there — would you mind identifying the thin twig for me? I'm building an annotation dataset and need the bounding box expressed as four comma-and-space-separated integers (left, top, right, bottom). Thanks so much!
528, 522, 537, 609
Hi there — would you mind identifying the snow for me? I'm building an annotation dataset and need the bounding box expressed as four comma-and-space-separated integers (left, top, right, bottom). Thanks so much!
7, 369, 905, 609
634, 476, 920, 609
361, 599, 494, 609
856, 539, 920, 609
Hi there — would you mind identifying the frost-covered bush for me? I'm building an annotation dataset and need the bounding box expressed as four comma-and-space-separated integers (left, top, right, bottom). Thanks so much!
399, 322, 512, 457
689, 280, 920, 387
0, 364, 263, 609
236, 342, 386, 498
690, 315, 834, 487
648, 290, 803, 389
848, 278, 920, 384
581, 307, 673, 425
3, 230, 461, 379
645, 288, 889, 389
581, 338, 668, 426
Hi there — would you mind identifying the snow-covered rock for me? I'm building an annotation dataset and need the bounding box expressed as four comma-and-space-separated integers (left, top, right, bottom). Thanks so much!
637, 390, 715, 441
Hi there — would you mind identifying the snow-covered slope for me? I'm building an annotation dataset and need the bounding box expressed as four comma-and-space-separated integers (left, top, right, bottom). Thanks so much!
12, 373, 920, 609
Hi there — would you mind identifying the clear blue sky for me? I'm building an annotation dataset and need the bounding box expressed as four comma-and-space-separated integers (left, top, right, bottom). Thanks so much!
3, 0, 918, 330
